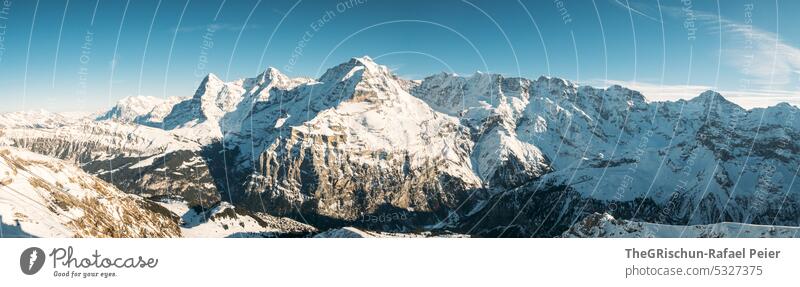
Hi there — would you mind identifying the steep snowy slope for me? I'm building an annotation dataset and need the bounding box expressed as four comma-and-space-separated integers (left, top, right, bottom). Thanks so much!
412, 72, 550, 190
0, 146, 180, 237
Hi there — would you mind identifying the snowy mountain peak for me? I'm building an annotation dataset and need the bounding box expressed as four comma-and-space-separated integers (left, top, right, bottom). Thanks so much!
352, 55, 376, 66
244, 67, 283, 88
96, 95, 183, 126
603, 84, 647, 105
206, 72, 222, 82
193, 73, 226, 99
690, 90, 731, 104
469, 71, 504, 84
535, 75, 577, 89
317, 56, 393, 84
252, 66, 313, 91
687, 90, 744, 114
423, 71, 465, 86
259, 67, 284, 83
773, 102, 798, 110
692, 89, 723, 100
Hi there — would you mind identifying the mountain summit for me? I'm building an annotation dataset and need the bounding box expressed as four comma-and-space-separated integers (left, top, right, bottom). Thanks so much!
2, 56, 799, 237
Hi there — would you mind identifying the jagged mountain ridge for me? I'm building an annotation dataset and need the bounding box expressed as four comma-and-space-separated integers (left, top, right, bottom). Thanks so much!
1, 56, 799, 237
96, 95, 184, 127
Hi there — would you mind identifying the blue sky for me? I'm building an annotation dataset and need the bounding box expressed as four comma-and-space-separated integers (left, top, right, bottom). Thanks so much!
0, 0, 798, 112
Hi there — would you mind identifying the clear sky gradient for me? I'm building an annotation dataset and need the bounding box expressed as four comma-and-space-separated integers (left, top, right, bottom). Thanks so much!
0, 0, 798, 112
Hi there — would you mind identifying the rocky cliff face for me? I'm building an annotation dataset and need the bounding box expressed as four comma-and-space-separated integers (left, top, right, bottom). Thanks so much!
230, 57, 483, 228
2, 56, 799, 237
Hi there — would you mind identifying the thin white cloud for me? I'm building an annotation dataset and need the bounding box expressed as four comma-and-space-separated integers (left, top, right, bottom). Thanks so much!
654, 5, 800, 107
720, 21, 800, 89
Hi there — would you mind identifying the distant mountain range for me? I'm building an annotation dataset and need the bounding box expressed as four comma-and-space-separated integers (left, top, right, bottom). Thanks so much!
1, 56, 798, 237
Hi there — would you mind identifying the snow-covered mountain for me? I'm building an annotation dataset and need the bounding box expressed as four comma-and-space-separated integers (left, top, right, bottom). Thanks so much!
96, 95, 183, 127
0, 110, 77, 129
228, 57, 482, 225
1, 56, 799, 237
162, 69, 313, 144
0, 146, 317, 238
0, 146, 180, 237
